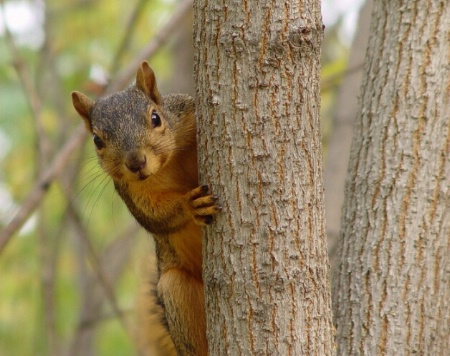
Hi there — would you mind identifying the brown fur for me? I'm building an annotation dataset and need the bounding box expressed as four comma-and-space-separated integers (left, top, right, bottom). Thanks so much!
72, 62, 219, 355
135, 255, 177, 356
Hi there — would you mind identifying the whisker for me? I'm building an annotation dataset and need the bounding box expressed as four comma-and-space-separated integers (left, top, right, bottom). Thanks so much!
83, 173, 113, 227
73, 170, 106, 204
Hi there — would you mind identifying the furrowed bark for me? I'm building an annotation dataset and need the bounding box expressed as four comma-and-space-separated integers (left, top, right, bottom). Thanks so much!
194, 0, 335, 354
333, 1, 450, 354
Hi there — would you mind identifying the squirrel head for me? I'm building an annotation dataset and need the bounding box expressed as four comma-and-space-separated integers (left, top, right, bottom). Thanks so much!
71, 61, 177, 183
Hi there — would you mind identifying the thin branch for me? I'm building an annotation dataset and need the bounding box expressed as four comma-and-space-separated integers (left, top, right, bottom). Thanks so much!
0, 0, 52, 164
109, 0, 193, 93
0, 125, 87, 253
1, 6, 40, 121
67, 222, 139, 356
68, 201, 134, 343
109, 0, 149, 77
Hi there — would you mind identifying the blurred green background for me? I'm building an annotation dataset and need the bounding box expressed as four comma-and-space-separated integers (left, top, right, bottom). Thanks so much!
0, 0, 363, 354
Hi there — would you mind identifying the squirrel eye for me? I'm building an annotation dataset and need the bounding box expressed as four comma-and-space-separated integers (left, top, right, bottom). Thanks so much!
151, 110, 161, 128
93, 134, 105, 150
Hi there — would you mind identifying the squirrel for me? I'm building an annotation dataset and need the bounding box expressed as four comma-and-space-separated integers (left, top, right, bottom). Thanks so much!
71, 61, 219, 356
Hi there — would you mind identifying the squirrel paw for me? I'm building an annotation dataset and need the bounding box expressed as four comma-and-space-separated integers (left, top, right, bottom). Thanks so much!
187, 185, 221, 225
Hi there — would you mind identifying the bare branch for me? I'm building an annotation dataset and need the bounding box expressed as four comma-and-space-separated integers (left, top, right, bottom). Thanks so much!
109, 0, 149, 77
0, 0, 52, 164
109, 0, 193, 92
67, 222, 140, 356
0, 125, 87, 253
69, 202, 137, 345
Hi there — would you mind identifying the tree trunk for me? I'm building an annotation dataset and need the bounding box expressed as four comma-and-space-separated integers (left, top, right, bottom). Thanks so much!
324, 0, 372, 265
165, 7, 195, 96
194, 1, 335, 354
333, 1, 450, 354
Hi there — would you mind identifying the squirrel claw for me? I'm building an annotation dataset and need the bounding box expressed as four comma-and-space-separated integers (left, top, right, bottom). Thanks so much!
187, 185, 220, 226
204, 215, 213, 225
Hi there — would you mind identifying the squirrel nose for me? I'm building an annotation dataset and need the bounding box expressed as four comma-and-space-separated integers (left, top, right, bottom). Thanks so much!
125, 152, 147, 173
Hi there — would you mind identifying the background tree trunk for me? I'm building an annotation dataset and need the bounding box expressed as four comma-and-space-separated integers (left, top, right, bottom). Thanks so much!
164, 7, 195, 96
333, 1, 450, 354
324, 0, 372, 264
194, 0, 335, 354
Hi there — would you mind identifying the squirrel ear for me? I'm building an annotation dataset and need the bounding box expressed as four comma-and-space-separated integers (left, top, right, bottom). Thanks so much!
72, 91, 94, 132
136, 61, 162, 105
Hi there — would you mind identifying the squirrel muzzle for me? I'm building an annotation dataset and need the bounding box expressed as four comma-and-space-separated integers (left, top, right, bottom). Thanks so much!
125, 151, 149, 180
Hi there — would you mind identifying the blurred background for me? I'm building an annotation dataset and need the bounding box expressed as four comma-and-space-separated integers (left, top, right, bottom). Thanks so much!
0, 0, 366, 354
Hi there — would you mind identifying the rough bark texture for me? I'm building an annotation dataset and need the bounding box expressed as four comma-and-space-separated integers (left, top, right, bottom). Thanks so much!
194, 0, 335, 355
333, 1, 450, 355
324, 0, 372, 264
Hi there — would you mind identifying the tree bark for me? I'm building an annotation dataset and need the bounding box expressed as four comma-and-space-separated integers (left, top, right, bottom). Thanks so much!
333, 1, 450, 354
194, 1, 335, 354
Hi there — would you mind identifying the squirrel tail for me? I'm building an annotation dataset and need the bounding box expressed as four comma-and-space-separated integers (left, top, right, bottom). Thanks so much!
135, 253, 176, 356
